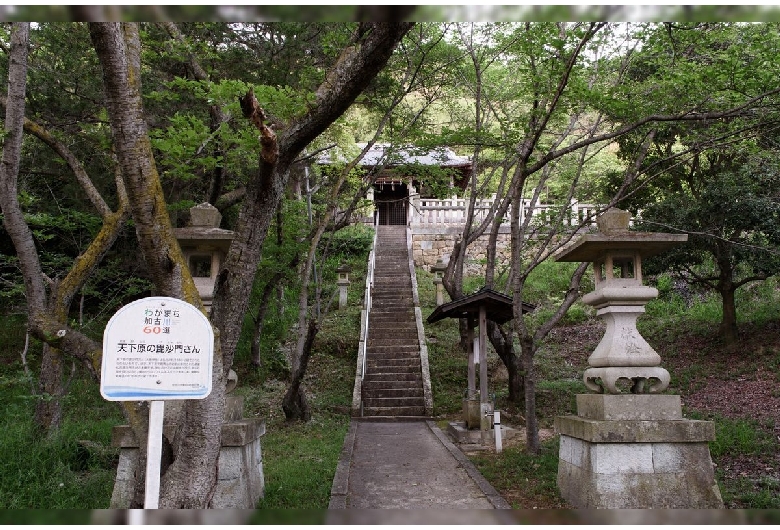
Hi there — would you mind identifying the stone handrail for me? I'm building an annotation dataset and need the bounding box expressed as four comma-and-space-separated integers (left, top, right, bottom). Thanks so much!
410, 196, 600, 228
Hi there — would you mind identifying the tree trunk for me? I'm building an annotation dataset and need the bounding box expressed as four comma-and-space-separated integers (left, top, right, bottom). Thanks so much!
211, 23, 414, 375
719, 287, 739, 345
90, 22, 225, 508
251, 272, 283, 367
520, 337, 540, 454
282, 319, 317, 422
486, 321, 523, 404
33, 343, 64, 435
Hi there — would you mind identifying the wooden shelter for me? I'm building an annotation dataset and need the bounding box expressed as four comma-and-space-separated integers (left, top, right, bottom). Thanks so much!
427, 288, 534, 432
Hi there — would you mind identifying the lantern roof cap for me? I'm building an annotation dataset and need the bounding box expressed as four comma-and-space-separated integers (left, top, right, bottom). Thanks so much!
430, 258, 448, 273
555, 208, 687, 263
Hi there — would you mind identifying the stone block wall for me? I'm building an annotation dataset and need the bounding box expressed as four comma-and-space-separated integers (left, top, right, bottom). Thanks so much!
411, 226, 512, 275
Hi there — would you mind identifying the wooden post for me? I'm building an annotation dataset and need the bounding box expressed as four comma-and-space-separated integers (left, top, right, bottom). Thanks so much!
479, 307, 487, 400
479, 306, 490, 437
467, 319, 476, 396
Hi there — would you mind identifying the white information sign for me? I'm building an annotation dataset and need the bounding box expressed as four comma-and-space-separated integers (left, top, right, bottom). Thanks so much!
101, 296, 213, 401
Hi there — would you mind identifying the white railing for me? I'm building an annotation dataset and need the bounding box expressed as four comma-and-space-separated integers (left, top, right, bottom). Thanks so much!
352, 219, 377, 416
410, 195, 600, 229
361, 220, 378, 379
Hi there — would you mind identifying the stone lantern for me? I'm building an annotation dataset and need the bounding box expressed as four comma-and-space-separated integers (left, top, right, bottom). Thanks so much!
553, 208, 723, 509
336, 264, 351, 310
174, 203, 235, 314
430, 258, 448, 306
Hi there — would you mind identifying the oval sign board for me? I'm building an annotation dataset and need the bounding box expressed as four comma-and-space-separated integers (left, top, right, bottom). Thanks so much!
101, 297, 213, 401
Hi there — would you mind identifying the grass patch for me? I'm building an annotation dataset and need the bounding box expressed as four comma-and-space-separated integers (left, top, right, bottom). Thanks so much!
469, 436, 568, 509
254, 416, 349, 510
685, 412, 776, 459
0, 368, 122, 510
719, 476, 780, 509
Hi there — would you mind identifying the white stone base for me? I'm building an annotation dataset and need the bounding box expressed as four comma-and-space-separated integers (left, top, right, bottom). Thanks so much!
555, 406, 723, 509
557, 434, 723, 508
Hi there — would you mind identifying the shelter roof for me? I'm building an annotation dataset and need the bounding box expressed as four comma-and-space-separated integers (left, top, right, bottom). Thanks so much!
427, 287, 534, 326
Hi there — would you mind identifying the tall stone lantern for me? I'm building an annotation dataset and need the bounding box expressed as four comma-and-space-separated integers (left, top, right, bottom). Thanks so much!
553, 208, 723, 508
174, 203, 235, 314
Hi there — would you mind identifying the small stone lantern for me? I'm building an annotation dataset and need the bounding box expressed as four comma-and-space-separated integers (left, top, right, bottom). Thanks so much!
336, 263, 351, 310
174, 203, 235, 314
430, 258, 448, 306
553, 208, 723, 509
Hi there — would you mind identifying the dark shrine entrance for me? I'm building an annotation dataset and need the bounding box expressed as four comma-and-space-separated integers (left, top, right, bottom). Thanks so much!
374, 181, 408, 225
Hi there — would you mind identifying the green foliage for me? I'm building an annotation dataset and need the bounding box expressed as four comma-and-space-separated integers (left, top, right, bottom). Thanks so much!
318, 224, 374, 259
0, 361, 122, 509
396, 162, 459, 199
522, 260, 594, 328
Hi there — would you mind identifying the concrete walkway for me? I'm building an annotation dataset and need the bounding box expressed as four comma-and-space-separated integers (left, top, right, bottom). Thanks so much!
326, 419, 517, 524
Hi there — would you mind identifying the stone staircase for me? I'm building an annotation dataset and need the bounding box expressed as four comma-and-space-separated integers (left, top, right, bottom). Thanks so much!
362, 226, 427, 417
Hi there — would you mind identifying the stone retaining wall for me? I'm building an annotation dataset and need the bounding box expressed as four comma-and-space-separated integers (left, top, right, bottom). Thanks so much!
411, 226, 512, 275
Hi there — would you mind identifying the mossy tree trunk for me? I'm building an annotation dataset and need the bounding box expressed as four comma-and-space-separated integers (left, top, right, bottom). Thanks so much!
90, 22, 226, 508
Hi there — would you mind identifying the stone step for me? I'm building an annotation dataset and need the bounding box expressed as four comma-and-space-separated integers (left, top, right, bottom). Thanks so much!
368, 326, 419, 336
371, 299, 413, 305
366, 355, 420, 364
366, 343, 420, 359
372, 288, 411, 294
369, 310, 415, 318
370, 310, 414, 316
362, 387, 424, 399
367, 367, 421, 377
371, 297, 413, 303
367, 360, 421, 372
369, 309, 414, 316
367, 338, 419, 347
366, 354, 421, 362
363, 396, 425, 411
362, 405, 427, 417
363, 372, 422, 382
361, 380, 421, 390
366, 352, 420, 360
370, 305, 415, 312
367, 333, 417, 343
368, 328, 417, 337
368, 320, 417, 329
369, 312, 415, 319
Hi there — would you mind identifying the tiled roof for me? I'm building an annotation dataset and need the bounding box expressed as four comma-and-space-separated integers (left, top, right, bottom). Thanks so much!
318, 143, 471, 168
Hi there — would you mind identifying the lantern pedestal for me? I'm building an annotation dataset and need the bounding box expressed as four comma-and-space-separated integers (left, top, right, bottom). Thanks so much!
555, 395, 723, 508
110, 396, 266, 509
